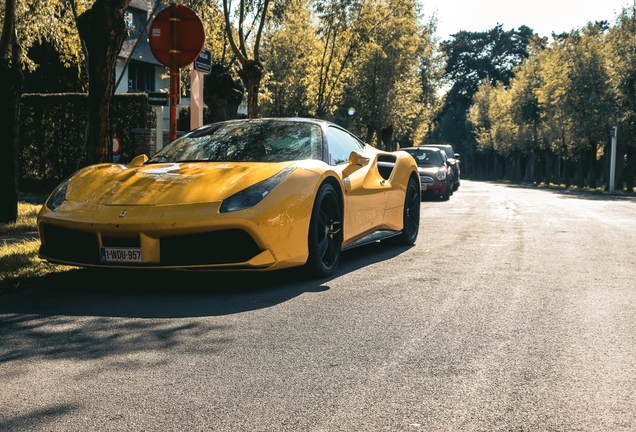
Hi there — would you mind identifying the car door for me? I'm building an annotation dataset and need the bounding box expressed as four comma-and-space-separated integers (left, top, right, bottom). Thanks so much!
326, 126, 389, 241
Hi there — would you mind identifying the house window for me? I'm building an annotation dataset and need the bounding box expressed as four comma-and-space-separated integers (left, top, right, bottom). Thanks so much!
128, 61, 155, 92
125, 8, 147, 39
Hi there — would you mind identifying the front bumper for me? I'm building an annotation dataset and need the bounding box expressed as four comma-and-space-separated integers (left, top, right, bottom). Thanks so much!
38, 199, 312, 271
419, 176, 448, 195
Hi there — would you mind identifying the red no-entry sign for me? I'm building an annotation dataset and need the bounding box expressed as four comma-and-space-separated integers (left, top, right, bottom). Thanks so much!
149, 4, 205, 68
148, 3, 205, 142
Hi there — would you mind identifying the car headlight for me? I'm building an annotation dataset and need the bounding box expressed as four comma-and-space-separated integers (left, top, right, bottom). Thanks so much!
220, 168, 295, 213
46, 178, 71, 212
435, 169, 447, 181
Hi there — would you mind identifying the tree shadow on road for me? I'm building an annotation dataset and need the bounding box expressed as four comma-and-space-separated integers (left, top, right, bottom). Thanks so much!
1, 241, 412, 319
0, 242, 412, 368
480, 180, 636, 202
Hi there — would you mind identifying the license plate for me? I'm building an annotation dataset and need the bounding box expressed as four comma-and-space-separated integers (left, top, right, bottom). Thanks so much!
100, 247, 142, 263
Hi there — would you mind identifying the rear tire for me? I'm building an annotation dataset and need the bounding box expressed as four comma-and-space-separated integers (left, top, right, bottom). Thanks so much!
388, 177, 420, 245
305, 184, 343, 277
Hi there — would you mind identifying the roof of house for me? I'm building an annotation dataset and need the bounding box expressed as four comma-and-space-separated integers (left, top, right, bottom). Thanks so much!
119, 1, 164, 67
120, 37, 163, 67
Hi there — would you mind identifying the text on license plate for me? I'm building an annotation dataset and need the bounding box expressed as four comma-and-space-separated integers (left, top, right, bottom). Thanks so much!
100, 247, 143, 263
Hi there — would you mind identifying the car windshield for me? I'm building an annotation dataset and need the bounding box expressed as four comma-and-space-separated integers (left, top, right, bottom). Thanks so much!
147, 120, 322, 163
441, 147, 454, 158
406, 150, 444, 166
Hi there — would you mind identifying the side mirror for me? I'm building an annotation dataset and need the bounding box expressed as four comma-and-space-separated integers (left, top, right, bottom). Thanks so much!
129, 154, 148, 167
454, 153, 460, 159
348, 150, 370, 167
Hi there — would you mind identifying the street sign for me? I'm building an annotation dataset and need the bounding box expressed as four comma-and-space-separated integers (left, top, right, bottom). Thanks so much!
148, 92, 169, 106
194, 48, 212, 73
112, 135, 121, 155
148, 3, 206, 143
148, 4, 205, 69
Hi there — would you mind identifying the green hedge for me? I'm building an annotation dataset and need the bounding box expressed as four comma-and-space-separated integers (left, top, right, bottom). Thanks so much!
177, 105, 215, 132
19, 93, 154, 192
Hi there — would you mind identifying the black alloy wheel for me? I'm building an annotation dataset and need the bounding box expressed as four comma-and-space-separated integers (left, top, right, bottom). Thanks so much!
306, 184, 343, 277
387, 177, 420, 245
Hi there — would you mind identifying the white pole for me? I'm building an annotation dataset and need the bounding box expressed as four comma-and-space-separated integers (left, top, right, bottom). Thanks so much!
156, 106, 164, 153
190, 68, 204, 130
609, 126, 617, 192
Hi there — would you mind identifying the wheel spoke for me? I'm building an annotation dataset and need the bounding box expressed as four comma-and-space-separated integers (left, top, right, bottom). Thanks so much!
325, 237, 334, 264
327, 221, 341, 235
319, 208, 329, 226
318, 235, 329, 259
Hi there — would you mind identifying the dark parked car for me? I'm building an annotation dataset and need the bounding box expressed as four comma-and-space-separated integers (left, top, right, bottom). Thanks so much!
402, 147, 452, 201
421, 144, 460, 191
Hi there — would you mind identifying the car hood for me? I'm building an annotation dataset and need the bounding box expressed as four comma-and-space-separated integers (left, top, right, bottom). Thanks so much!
65, 162, 296, 206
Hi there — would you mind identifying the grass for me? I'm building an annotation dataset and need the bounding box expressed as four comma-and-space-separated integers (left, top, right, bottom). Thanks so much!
0, 198, 77, 295
0, 238, 76, 295
0, 201, 41, 235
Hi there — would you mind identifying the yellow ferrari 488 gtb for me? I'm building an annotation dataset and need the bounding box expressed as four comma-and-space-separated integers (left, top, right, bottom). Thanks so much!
37, 118, 420, 277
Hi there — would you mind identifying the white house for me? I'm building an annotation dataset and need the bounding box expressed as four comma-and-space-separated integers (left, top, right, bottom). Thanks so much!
115, 0, 190, 124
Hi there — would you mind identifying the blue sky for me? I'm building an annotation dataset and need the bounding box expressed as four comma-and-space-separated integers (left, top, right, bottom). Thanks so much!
421, 0, 633, 41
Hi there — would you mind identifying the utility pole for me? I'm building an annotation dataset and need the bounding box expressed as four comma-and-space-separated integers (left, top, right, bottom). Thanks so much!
609, 126, 618, 192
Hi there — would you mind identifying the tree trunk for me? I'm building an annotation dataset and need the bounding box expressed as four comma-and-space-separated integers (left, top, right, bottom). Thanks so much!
556, 149, 562, 185
514, 153, 522, 181
526, 150, 536, 183
365, 126, 374, 144
588, 141, 598, 189
544, 150, 553, 185
616, 147, 625, 190
626, 147, 635, 192
380, 125, 394, 152
0, 35, 23, 224
243, 60, 264, 119
204, 64, 244, 123
76, 0, 131, 166
576, 150, 585, 188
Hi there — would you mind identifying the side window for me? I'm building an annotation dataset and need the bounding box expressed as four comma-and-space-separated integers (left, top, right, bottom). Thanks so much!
326, 126, 364, 165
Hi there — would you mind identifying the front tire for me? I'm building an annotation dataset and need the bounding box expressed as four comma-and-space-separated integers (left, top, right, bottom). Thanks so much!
306, 184, 343, 277
441, 181, 451, 201
388, 177, 420, 245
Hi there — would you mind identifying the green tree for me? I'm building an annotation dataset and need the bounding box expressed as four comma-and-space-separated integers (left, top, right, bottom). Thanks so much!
185, 0, 245, 122
607, 4, 636, 190
312, 0, 392, 119
431, 24, 536, 167
0, 0, 87, 223
342, 0, 432, 150
535, 39, 575, 185
506, 46, 543, 182
0, 0, 22, 223
558, 24, 613, 188
468, 81, 517, 178
76, 0, 132, 166
222, 0, 271, 118
260, 0, 320, 118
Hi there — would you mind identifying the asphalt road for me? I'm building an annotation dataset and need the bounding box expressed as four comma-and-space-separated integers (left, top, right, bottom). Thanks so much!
1, 180, 635, 431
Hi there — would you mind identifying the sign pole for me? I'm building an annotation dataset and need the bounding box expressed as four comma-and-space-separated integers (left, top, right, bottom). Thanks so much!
190, 68, 203, 130
148, 92, 168, 153
156, 106, 164, 152
610, 126, 618, 192
169, 3, 180, 143
149, 3, 205, 140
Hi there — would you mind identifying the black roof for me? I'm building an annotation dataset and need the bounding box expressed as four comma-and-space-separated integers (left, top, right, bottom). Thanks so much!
119, 2, 164, 67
